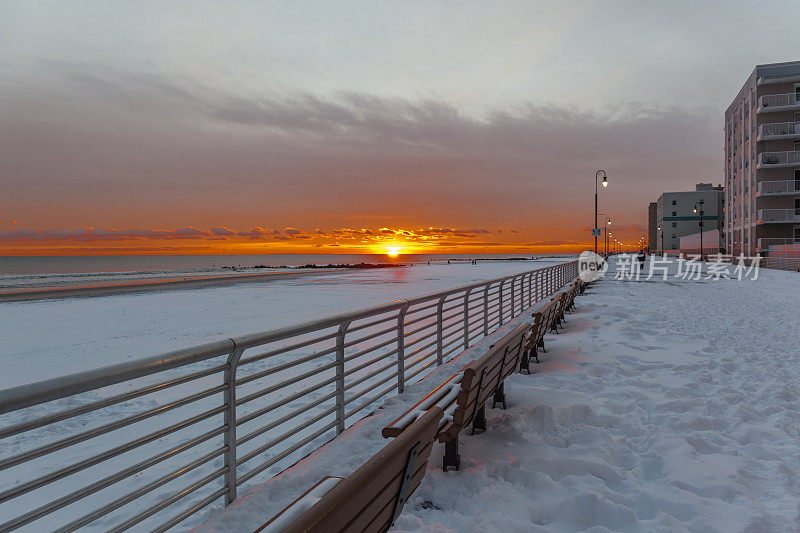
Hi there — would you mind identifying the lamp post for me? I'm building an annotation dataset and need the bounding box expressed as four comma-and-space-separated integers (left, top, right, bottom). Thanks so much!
595, 170, 608, 255
597, 213, 612, 256
693, 200, 705, 260
658, 225, 664, 255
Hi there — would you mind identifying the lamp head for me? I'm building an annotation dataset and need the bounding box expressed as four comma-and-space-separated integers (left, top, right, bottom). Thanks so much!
601, 176, 608, 188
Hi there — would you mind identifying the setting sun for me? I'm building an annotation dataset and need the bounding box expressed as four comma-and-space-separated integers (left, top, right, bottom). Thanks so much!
385, 246, 402, 257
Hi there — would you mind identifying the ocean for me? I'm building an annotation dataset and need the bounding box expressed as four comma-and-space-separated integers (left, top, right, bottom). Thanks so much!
0, 253, 572, 291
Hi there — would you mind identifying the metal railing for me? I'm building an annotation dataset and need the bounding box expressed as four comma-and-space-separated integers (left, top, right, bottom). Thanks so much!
0, 260, 578, 532
758, 92, 800, 110
757, 180, 800, 196
757, 237, 800, 250
757, 208, 800, 223
761, 256, 800, 271
758, 121, 800, 139
758, 151, 800, 167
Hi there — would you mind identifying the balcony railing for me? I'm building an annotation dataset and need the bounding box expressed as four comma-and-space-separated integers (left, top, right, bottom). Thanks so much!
758, 92, 800, 111
757, 151, 800, 168
757, 208, 800, 223
757, 237, 800, 250
758, 121, 800, 140
756, 180, 800, 196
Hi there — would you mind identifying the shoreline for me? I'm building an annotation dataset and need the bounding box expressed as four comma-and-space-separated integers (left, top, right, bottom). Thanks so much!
0, 269, 348, 303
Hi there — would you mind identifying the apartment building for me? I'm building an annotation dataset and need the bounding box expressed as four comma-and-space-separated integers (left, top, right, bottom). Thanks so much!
648, 202, 657, 253
725, 60, 800, 256
655, 184, 724, 253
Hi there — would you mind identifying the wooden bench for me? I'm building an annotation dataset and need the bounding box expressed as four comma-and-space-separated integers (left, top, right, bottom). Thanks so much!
382, 323, 529, 471
551, 279, 580, 331
519, 298, 558, 372
561, 280, 580, 316
520, 279, 580, 373
257, 406, 444, 533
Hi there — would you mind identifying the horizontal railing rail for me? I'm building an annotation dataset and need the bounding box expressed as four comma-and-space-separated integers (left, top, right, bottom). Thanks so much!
757, 238, 800, 250
758, 208, 800, 223
759, 92, 800, 109
761, 256, 800, 271
758, 151, 800, 166
0, 260, 578, 532
758, 121, 800, 138
757, 180, 800, 196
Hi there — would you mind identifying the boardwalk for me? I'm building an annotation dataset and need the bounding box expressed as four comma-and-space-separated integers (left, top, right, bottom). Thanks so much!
394, 259, 800, 531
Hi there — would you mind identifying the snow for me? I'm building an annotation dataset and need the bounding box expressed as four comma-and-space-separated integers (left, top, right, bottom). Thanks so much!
0, 260, 560, 385
199, 256, 800, 532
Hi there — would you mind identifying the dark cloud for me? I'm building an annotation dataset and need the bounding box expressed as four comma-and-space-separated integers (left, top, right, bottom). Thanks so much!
0, 63, 720, 244
211, 226, 236, 235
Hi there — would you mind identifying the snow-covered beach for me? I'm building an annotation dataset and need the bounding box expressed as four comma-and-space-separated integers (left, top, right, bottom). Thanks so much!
0, 259, 563, 385
202, 257, 800, 532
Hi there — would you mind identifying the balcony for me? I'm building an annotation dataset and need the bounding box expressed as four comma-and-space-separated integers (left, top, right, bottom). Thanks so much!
756, 180, 800, 196
757, 121, 800, 141
757, 92, 800, 113
757, 151, 800, 169
757, 237, 800, 251
757, 208, 800, 224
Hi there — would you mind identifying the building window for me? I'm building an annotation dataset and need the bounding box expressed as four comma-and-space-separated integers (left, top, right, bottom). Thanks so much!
672, 200, 677, 205
672, 222, 677, 228
672, 211, 677, 216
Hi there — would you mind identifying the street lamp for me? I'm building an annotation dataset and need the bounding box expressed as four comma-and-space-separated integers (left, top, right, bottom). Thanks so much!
693, 199, 705, 260
657, 225, 664, 255
595, 170, 608, 255
605, 217, 612, 256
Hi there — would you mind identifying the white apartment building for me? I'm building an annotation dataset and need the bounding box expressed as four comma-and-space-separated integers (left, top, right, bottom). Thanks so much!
655, 184, 724, 253
725, 60, 800, 256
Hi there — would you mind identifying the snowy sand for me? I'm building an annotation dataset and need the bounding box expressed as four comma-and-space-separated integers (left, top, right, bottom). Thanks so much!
203, 257, 800, 532
0, 260, 560, 386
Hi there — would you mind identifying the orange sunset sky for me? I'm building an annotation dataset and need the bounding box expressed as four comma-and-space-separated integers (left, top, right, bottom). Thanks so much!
2, 2, 794, 256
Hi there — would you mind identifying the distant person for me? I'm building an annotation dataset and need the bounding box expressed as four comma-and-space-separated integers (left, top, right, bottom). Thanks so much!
637, 250, 646, 271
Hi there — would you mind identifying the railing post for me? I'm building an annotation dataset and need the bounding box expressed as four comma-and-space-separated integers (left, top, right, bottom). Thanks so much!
498, 280, 504, 325
483, 284, 490, 335
335, 321, 350, 433
436, 295, 445, 365
510, 277, 516, 317
462, 288, 472, 350
526, 273, 532, 309
223, 345, 245, 506
396, 305, 408, 393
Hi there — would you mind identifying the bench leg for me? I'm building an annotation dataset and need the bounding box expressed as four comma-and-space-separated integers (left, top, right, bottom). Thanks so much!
520, 350, 530, 374
533, 344, 541, 363
443, 438, 460, 472
492, 383, 507, 410
471, 404, 487, 434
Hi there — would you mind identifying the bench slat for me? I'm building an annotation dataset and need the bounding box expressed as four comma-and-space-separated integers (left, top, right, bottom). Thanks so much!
381, 373, 461, 438
345, 452, 430, 532
273, 406, 443, 533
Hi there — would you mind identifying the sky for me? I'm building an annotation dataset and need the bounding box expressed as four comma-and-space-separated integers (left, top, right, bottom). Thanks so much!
2, 0, 800, 256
